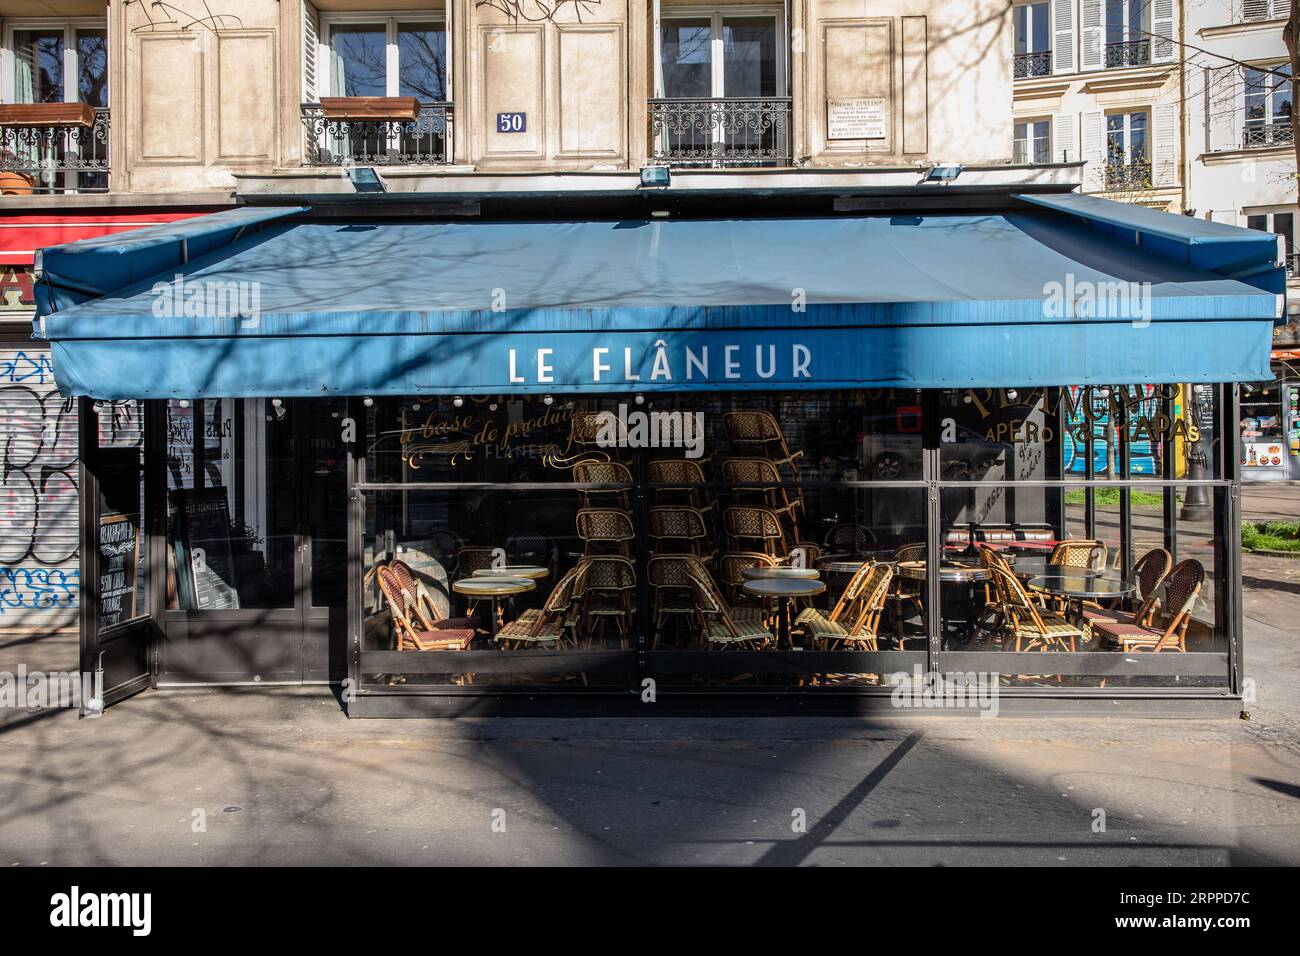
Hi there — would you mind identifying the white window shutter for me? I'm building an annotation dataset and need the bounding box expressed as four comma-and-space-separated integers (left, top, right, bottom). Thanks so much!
1052, 0, 1075, 74
1153, 103, 1179, 187
1052, 113, 1076, 163
1206, 65, 1243, 152
1242, 0, 1271, 21
1080, 0, 1104, 72
302, 1, 321, 102
1081, 111, 1105, 191
1152, 0, 1176, 63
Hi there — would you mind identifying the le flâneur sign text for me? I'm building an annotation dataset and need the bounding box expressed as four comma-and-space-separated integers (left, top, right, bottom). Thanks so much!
505, 342, 813, 386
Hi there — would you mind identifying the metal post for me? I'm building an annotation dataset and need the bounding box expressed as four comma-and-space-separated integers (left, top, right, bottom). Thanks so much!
1181, 382, 1213, 521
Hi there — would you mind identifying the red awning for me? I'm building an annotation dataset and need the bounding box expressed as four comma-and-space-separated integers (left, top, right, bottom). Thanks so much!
0, 209, 222, 265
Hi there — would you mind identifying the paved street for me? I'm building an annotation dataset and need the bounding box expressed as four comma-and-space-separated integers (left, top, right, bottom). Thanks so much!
1, 487, 1298, 867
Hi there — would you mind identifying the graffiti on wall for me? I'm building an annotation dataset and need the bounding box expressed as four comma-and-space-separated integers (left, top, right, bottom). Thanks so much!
0, 350, 80, 625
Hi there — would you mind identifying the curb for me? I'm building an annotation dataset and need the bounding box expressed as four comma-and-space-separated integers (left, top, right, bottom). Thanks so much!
1243, 548, 1300, 558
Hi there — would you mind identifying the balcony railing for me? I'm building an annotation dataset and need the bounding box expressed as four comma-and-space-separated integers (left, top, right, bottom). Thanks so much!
1243, 122, 1294, 148
1014, 51, 1052, 79
301, 102, 452, 166
1289, 252, 1298, 277
649, 97, 792, 167
1105, 39, 1151, 68
0, 107, 110, 193
1103, 161, 1153, 191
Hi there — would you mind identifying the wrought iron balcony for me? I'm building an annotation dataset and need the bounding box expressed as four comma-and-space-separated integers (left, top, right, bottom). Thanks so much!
0, 107, 110, 193
1014, 51, 1052, 79
1243, 122, 1294, 148
1105, 39, 1151, 68
1103, 161, 1153, 191
649, 97, 793, 167
301, 102, 452, 166
1289, 252, 1298, 277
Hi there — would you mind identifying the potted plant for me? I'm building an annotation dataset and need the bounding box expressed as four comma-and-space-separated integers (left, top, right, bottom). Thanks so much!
0, 147, 35, 196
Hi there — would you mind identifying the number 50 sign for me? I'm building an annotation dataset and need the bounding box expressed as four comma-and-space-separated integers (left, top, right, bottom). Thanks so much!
496, 112, 526, 133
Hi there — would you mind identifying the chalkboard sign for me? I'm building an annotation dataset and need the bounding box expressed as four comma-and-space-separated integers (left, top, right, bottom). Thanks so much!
171, 488, 241, 611
97, 513, 140, 628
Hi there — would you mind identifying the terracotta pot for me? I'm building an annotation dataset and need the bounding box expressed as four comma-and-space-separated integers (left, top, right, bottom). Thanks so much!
318, 96, 421, 121
0, 171, 35, 196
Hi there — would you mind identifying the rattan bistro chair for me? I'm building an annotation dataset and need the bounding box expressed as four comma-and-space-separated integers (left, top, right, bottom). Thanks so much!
723, 457, 804, 521
687, 567, 773, 650
824, 522, 876, 556
724, 506, 788, 558
497, 566, 581, 650
795, 560, 876, 648
1049, 539, 1107, 571
376, 565, 476, 653
723, 410, 804, 476
989, 564, 1084, 653
648, 555, 707, 646
1081, 546, 1173, 634
718, 551, 778, 609
388, 559, 478, 633
574, 555, 636, 646
572, 460, 633, 511
576, 507, 635, 557
648, 505, 715, 561
649, 459, 714, 513
886, 543, 927, 638
1092, 559, 1203, 653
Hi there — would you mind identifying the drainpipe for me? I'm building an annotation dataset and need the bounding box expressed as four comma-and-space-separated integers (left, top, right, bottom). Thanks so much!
1178, 0, 1188, 213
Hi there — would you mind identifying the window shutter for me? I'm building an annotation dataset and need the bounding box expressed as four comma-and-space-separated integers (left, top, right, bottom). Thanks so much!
1152, 102, 1179, 187
1152, 0, 1176, 63
302, 1, 321, 102
1081, 110, 1105, 191
1080, 0, 1104, 72
1242, 1, 1272, 22
1206, 64, 1243, 152
1052, 113, 1076, 163
1051, 0, 1075, 73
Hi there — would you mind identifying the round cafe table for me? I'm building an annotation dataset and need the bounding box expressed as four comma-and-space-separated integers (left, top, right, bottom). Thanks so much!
453, 576, 537, 639
1028, 571, 1136, 603
895, 560, 989, 583
472, 565, 549, 580
742, 566, 821, 580
742, 576, 826, 649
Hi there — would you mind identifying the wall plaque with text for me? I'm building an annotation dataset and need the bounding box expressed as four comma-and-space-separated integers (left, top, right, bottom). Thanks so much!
827, 98, 887, 140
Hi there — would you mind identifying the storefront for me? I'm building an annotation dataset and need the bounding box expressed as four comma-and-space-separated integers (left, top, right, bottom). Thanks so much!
1239, 350, 1300, 481
32, 190, 1284, 715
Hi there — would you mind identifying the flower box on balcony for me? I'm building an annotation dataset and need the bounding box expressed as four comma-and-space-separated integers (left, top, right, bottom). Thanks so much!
0, 102, 96, 127
318, 97, 421, 121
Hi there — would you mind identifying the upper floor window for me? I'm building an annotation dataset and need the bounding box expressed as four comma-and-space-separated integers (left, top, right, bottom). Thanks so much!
322, 15, 446, 101
1104, 0, 1150, 68
1013, 2, 1051, 78
1244, 63, 1292, 148
1014, 119, 1051, 163
1105, 109, 1151, 189
658, 9, 781, 101
1246, 209, 1295, 274
1242, 0, 1284, 21
5, 22, 107, 106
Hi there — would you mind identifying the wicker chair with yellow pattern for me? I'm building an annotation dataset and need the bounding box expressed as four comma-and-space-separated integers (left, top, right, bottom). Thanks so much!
823, 521, 877, 557
826, 562, 894, 651
794, 560, 878, 649
572, 460, 633, 511
376, 565, 477, 653
649, 459, 714, 514
1079, 546, 1173, 639
456, 546, 499, 580
885, 543, 927, 639
497, 566, 582, 650
648, 555, 705, 647
989, 564, 1085, 653
687, 567, 773, 650
1034, 538, 1108, 611
648, 505, 716, 562
724, 505, 788, 558
723, 457, 804, 523
573, 555, 636, 647
575, 507, 635, 557
717, 551, 778, 609
723, 410, 804, 478
1092, 559, 1203, 653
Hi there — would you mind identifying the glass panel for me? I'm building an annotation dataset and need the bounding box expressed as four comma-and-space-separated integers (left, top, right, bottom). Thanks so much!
13, 30, 64, 103
165, 399, 296, 610
330, 24, 387, 97
76, 28, 107, 106
1245, 68, 1268, 126
1031, 2, 1049, 53
661, 19, 712, 98
95, 401, 146, 631
1239, 381, 1287, 478
721, 17, 776, 98
396, 23, 446, 100
1014, 5, 1029, 55
937, 387, 1046, 483
309, 399, 348, 608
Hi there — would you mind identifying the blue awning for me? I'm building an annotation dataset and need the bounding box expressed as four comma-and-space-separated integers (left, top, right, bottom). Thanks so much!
33, 198, 1283, 398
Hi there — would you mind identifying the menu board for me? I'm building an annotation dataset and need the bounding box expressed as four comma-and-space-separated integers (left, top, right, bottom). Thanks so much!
171, 488, 241, 611
97, 513, 140, 628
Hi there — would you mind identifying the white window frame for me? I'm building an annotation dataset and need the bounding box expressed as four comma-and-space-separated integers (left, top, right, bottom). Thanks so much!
1244, 60, 1291, 126
1, 18, 107, 105
1013, 116, 1052, 164
653, 5, 787, 99
1245, 206, 1296, 262
1105, 108, 1150, 164
320, 10, 448, 101
1104, 0, 1150, 45
1013, 1, 1050, 56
